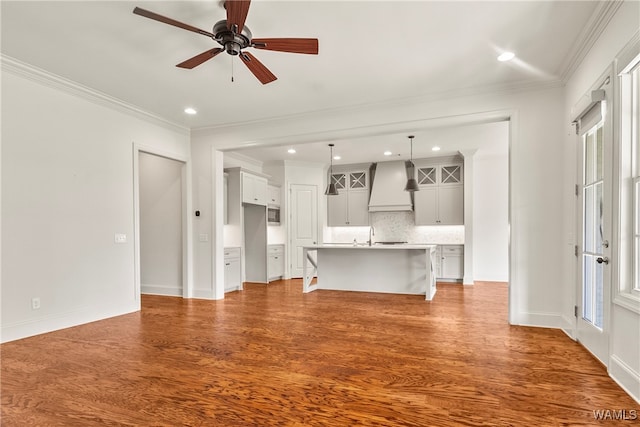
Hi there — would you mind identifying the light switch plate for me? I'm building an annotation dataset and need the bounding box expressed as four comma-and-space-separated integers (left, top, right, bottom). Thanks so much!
199, 234, 209, 242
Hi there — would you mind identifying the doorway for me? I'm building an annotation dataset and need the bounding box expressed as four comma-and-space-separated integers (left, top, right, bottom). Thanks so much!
134, 147, 190, 299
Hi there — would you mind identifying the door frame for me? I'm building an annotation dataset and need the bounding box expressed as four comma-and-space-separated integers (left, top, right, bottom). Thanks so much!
133, 143, 193, 301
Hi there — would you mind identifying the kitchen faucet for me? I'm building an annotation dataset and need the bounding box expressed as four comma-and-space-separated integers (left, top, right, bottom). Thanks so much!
368, 226, 375, 246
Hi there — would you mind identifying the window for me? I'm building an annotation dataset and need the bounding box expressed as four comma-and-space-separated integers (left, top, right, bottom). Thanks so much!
630, 62, 640, 292
617, 41, 640, 309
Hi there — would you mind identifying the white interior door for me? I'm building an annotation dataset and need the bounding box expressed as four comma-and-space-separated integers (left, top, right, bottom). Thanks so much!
577, 101, 612, 364
289, 184, 318, 278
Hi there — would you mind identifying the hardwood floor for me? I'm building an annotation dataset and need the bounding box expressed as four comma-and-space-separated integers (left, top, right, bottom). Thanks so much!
2, 281, 638, 426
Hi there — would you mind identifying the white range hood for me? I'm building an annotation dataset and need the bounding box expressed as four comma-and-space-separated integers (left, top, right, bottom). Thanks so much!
368, 160, 413, 212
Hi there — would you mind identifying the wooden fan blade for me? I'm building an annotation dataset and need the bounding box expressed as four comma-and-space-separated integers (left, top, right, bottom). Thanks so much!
225, 0, 251, 33
176, 48, 224, 69
133, 7, 214, 38
239, 52, 277, 84
252, 38, 319, 55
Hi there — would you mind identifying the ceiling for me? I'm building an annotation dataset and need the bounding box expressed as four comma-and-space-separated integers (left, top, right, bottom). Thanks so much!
233, 120, 510, 166
1, 1, 602, 164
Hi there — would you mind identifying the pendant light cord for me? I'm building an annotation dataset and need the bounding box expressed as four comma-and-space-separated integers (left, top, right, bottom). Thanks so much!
409, 135, 414, 164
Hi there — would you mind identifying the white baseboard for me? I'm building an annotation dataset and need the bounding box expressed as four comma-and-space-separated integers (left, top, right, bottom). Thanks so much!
192, 289, 220, 300
141, 284, 182, 297
610, 355, 640, 404
1, 301, 139, 344
511, 311, 568, 329
560, 314, 576, 339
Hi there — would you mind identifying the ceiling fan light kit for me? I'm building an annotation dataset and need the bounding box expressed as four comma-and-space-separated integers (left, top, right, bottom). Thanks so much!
132, 1, 319, 85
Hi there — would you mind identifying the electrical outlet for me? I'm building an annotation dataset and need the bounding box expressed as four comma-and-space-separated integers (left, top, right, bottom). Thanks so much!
31, 297, 41, 310
114, 233, 127, 244
199, 233, 209, 242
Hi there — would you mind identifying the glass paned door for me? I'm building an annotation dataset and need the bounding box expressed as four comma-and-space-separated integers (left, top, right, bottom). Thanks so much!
578, 116, 611, 364
583, 125, 604, 329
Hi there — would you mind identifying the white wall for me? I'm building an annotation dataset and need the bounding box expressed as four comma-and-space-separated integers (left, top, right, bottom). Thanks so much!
473, 152, 509, 281
139, 152, 183, 296
190, 141, 214, 297
1, 68, 190, 343
562, 0, 640, 403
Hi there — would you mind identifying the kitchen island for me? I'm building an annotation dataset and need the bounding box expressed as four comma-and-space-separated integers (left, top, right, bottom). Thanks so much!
302, 244, 437, 300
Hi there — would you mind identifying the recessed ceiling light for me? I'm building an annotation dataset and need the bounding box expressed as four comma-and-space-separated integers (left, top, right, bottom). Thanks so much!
184, 107, 197, 115
384, 151, 393, 156
287, 148, 296, 154
333, 155, 341, 160
497, 52, 515, 62
432, 146, 441, 152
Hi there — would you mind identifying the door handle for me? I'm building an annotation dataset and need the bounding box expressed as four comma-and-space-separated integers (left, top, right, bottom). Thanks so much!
596, 257, 609, 265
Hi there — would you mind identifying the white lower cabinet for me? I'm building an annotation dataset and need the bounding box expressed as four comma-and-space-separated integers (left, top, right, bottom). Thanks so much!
224, 247, 242, 292
436, 245, 463, 281
268, 244, 285, 282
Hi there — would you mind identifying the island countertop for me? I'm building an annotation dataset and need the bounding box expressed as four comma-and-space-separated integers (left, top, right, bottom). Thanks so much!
305, 243, 438, 250
302, 244, 437, 300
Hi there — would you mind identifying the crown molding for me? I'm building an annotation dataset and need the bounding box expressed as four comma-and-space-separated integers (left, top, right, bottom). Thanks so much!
1, 54, 189, 136
192, 77, 562, 139
223, 151, 264, 169
283, 160, 325, 169
559, 0, 624, 83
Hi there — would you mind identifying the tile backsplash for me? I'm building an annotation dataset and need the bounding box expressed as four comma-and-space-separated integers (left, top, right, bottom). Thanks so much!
326, 212, 464, 245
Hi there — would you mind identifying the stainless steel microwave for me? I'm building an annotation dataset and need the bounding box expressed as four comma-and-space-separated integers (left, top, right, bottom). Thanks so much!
267, 207, 280, 225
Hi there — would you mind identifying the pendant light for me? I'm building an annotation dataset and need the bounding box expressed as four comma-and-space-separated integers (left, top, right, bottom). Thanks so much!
404, 135, 420, 192
325, 143, 339, 196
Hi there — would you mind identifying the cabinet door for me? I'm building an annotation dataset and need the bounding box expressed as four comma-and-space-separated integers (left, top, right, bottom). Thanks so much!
327, 191, 348, 226
268, 253, 284, 280
241, 173, 255, 204
417, 167, 437, 186
441, 254, 463, 279
242, 173, 268, 206
349, 171, 368, 190
253, 176, 268, 206
438, 185, 463, 225
347, 189, 370, 226
268, 185, 281, 206
331, 173, 347, 191
440, 165, 463, 185
224, 258, 241, 291
414, 187, 438, 225
268, 255, 277, 280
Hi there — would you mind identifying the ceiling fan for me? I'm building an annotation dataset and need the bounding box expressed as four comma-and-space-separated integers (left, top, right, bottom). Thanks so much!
132, 0, 319, 84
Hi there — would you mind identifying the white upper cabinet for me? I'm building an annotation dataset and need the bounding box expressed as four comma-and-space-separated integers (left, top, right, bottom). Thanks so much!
267, 184, 281, 207
414, 160, 464, 225
327, 168, 369, 226
242, 172, 268, 206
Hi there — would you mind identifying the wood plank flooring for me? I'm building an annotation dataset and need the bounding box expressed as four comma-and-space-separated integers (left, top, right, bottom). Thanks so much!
2, 281, 638, 426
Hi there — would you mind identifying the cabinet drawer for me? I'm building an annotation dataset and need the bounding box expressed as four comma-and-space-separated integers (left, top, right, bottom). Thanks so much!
268, 245, 284, 255
441, 245, 463, 255
224, 247, 241, 259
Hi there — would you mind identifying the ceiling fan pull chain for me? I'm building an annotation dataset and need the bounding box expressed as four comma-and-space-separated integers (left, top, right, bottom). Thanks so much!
231, 56, 234, 82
